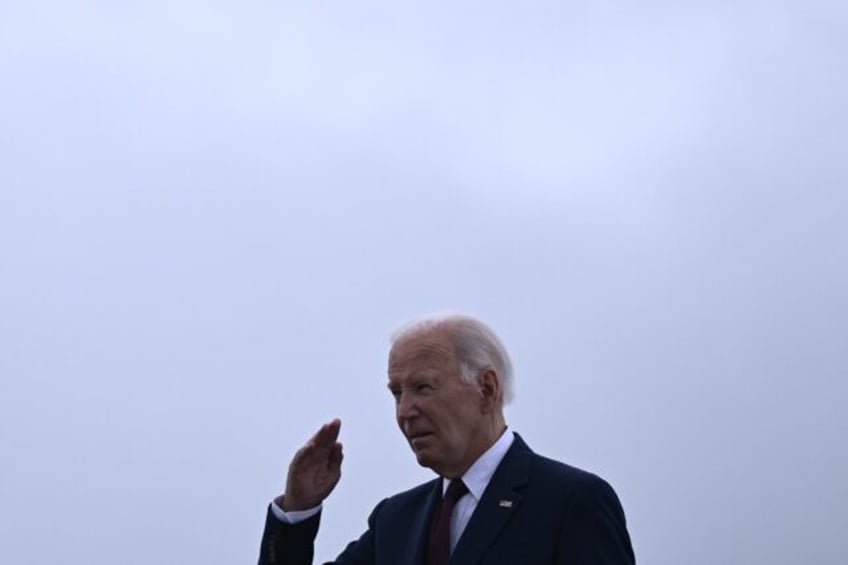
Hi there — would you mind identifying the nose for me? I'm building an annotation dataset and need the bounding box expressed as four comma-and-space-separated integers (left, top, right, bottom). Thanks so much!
396, 391, 418, 423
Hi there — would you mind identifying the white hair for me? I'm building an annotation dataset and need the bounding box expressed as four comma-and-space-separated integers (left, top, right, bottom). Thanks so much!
390, 312, 515, 404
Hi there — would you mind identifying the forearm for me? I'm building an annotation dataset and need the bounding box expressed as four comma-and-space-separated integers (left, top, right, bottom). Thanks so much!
258, 505, 321, 565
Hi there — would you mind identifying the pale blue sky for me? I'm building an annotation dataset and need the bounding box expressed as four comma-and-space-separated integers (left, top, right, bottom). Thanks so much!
1, 1, 846, 564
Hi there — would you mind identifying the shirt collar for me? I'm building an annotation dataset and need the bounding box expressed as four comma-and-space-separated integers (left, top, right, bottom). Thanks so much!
443, 428, 514, 501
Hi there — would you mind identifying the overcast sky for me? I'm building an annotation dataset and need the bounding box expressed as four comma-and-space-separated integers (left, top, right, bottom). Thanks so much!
1, 1, 846, 564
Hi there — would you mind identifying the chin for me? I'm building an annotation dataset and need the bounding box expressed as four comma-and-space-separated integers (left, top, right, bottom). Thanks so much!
413, 450, 436, 469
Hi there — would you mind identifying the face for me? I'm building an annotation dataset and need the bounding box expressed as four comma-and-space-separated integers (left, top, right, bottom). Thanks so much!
387, 327, 491, 478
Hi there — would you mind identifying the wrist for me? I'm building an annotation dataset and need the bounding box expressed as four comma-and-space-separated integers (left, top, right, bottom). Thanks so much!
277, 494, 313, 512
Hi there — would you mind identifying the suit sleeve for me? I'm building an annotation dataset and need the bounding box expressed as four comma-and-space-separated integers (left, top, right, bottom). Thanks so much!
559, 478, 636, 565
258, 505, 322, 565
258, 500, 388, 565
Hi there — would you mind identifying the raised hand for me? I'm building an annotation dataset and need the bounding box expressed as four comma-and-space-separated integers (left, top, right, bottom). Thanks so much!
279, 419, 344, 512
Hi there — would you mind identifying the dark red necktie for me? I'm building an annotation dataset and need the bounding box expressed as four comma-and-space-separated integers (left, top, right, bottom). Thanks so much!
426, 479, 468, 565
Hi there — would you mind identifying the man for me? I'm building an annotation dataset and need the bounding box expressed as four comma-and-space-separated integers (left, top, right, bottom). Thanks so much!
259, 314, 635, 564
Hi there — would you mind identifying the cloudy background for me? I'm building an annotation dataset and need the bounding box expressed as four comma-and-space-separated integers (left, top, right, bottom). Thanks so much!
1, 1, 846, 563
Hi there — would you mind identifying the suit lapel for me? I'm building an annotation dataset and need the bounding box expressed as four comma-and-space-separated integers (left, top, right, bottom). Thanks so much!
449, 435, 533, 565
403, 479, 443, 565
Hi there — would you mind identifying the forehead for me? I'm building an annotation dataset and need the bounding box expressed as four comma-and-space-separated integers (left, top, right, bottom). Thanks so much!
388, 331, 456, 375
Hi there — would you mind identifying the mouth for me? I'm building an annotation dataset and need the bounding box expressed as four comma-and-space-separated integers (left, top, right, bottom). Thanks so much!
408, 432, 433, 444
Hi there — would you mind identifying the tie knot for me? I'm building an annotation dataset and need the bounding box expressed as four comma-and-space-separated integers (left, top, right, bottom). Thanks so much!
444, 479, 468, 504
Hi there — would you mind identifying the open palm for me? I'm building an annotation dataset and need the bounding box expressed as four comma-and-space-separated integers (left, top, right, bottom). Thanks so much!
281, 419, 344, 511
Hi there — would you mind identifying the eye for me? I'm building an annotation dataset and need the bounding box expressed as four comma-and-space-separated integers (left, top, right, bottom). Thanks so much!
415, 383, 434, 393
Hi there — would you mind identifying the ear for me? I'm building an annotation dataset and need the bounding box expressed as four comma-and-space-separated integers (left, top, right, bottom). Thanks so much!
478, 368, 501, 413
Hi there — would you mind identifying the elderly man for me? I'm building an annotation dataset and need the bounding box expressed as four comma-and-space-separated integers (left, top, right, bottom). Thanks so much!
258, 314, 635, 564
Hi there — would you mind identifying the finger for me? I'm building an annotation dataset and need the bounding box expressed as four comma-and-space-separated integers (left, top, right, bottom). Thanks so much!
328, 442, 343, 470
293, 420, 341, 467
311, 418, 341, 448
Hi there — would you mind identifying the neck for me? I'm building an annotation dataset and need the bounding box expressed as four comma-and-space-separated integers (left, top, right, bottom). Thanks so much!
443, 414, 508, 479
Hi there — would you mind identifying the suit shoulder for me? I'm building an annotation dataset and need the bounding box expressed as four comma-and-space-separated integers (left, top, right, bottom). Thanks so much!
376, 478, 438, 513
389, 478, 439, 500
359, 478, 439, 543
528, 452, 622, 501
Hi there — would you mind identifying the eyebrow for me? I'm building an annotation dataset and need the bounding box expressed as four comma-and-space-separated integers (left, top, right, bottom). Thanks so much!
387, 371, 440, 387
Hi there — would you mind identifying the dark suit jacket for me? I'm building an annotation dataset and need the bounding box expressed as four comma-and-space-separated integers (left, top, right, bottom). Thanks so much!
259, 434, 635, 564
